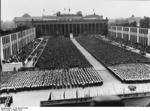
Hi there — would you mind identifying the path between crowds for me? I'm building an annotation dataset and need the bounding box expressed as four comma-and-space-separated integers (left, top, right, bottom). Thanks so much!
71, 38, 124, 94
70, 38, 150, 97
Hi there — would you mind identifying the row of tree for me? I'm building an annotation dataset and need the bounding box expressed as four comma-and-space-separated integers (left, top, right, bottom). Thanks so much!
140, 16, 150, 28
1, 25, 30, 36
110, 16, 150, 28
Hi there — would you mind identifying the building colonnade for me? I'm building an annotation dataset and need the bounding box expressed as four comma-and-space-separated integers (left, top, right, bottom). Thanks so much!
34, 21, 107, 37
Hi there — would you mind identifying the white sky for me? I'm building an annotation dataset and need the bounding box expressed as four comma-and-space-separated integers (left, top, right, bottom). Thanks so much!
1, 0, 150, 21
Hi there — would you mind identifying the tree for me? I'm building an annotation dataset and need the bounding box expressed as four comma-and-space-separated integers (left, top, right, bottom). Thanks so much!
140, 16, 150, 28
56, 11, 61, 16
130, 21, 137, 27
76, 11, 82, 16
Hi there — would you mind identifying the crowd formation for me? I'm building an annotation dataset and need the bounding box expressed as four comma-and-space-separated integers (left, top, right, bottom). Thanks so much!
76, 36, 150, 83
36, 38, 92, 70
31, 38, 49, 66
3, 38, 41, 64
76, 36, 149, 66
0, 71, 17, 85
1, 68, 103, 93
17, 39, 40, 62
0, 96, 13, 107
109, 64, 150, 83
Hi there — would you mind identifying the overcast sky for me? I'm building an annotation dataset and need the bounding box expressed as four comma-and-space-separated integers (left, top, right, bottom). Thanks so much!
1, 0, 150, 21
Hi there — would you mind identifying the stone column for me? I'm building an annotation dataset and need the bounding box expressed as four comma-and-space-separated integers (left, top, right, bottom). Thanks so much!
84, 23, 86, 34
91, 23, 92, 34
79, 24, 81, 35
0, 37, 4, 60
46, 24, 47, 34
128, 27, 131, 41
40, 25, 42, 34
89, 23, 91, 34
87, 23, 89, 34
77, 24, 79, 35
44, 24, 46, 34
72, 24, 73, 34
44, 24, 45, 34
137, 28, 139, 43
56, 24, 57, 35
10, 35, 13, 56
87, 23, 91, 33
68, 24, 70, 36
94, 23, 96, 34
75, 24, 77, 35
121, 27, 123, 39
148, 29, 150, 46
81, 24, 83, 34
91, 23, 93, 34
62, 24, 64, 35
48, 24, 50, 34
17, 32, 19, 52
64, 24, 66, 36
59, 24, 62, 34
96, 23, 98, 34
52, 24, 54, 35
98, 23, 99, 34
91, 23, 94, 34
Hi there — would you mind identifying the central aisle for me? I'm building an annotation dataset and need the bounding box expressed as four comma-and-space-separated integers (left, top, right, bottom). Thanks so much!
71, 38, 150, 97
71, 38, 123, 94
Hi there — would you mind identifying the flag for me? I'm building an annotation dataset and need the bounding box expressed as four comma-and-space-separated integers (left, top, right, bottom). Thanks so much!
69, 8, 71, 12
42, 9, 45, 16
43, 9, 45, 12
64, 8, 66, 12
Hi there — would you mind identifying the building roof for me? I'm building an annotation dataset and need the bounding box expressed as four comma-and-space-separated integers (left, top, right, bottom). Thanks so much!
22, 13, 31, 18
14, 13, 105, 22
83, 14, 103, 20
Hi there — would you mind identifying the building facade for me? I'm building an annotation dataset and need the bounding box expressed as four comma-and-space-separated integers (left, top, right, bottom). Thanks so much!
0, 28, 36, 62
108, 26, 150, 47
15, 14, 108, 37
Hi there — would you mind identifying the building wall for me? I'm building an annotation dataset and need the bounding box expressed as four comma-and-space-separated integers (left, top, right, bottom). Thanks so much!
33, 20, 108, 37
0, 37, 2, 70
108, 26, 150, 46
0, 27, 36, 61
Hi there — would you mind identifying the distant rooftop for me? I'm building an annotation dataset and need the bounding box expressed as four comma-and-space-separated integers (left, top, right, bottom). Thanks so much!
14, 13, 105, 22
22, 13, 31, 18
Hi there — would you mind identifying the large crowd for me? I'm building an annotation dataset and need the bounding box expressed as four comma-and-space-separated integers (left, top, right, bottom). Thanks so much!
76, 36, 150, 83
2, 38, 41, 64
109, 64, 150, 83
35, 38, 92, 70
17, 39, 40, 62
76, 36, 149, 66
0, 71, 17, 85
1, 68, 103, 93
0, 96, 13, 107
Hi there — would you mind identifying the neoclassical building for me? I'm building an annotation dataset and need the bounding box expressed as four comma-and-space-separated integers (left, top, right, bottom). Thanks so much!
14, 13, 108, 37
